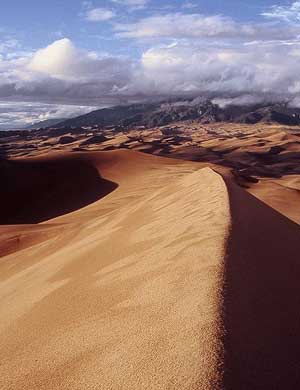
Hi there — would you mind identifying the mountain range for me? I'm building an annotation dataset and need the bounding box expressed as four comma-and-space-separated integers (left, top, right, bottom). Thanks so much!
47, 100, 300, 129
25, 118, 67, 130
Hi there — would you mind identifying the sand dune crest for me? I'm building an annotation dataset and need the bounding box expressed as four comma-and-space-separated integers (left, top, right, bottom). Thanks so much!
1, 150, 300, 389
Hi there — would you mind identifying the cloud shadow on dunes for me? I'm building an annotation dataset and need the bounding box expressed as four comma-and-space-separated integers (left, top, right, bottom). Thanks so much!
222, 175, 300, 389
0, 156, 118, 224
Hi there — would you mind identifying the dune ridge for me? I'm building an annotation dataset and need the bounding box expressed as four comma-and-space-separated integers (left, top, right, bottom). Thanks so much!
1, 150, 300, 389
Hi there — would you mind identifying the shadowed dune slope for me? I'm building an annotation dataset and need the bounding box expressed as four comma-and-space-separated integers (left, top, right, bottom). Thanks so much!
1, 150, 300, 389
223, 176, 300, 389
0, 154, 118, 224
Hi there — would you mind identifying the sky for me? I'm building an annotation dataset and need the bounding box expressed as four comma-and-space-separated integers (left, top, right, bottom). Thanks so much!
1, 0, 300, 128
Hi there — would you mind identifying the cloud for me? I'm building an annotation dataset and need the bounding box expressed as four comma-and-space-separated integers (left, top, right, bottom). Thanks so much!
29, 38, 78, 76
85, 8, 115, 21
0, 101, 99, 129
2, 36, 300, 104
27, 38, 132, 86
212, 95, 268, 108
136, 40, 300, 102
115, 13, 238, 39
0, 38, 134, 106
182, 2, 198, 9
3, 21, 300, 128
111, 0, 149, 9
0, 39, 19, 54
262, 1, 300, 23
114, 12, 300, 41
4, 2, 300, 129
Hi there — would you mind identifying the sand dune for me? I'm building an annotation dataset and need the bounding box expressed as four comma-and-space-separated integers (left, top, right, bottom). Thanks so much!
0, 154, 118, 224
1, 150, 300, 389
3, 122, 300, 224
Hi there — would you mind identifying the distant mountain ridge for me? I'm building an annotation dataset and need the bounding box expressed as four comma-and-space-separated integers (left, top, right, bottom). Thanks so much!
26, 118, 67, 130
53, 100, 300, 129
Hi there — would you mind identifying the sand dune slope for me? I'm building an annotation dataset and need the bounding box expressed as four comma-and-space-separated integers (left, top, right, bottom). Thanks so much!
1, 150, 300, 389
0, 154, 118, 224
223, 175, 300, 389
0, 151, 227, 389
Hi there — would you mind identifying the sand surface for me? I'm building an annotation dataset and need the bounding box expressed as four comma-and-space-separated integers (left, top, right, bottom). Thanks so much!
3, 121, 300, 223
1, 149, 300, 389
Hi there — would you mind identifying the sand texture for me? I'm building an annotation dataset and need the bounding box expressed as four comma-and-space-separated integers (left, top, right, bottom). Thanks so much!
1, 150, 300, 389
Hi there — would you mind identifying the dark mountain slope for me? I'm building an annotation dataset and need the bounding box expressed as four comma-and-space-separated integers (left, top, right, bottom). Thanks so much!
54, 100, 300, 129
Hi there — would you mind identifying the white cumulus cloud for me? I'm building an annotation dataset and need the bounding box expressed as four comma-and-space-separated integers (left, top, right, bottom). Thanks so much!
28, 38, 78, 77
85, 8, 115, 22
0, 38, 134, 105
262, 1, 300, 23
114, 12, 300, 40
136, 40, 300, 102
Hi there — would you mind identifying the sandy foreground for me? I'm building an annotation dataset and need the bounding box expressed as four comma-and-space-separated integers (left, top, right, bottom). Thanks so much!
1, 150, 300, 389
